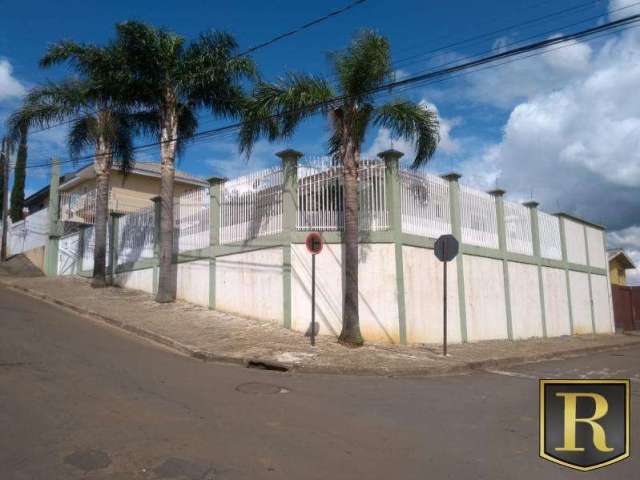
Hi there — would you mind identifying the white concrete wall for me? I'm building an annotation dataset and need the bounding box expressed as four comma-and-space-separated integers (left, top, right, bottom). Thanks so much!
541, 267, 571, 336
291, 243, 401, 343
464, 255, 508, 341
508, 262, 543, 339
115, 267, 154, 294
564, 219, 587, 265
216, 248, 283, 323
591, 274, 614, 334
402, 245, 461, 344
177, 260, 209, 307
586, 227, 606, 269
7, 208, 49, 256
569, 271, 593, 334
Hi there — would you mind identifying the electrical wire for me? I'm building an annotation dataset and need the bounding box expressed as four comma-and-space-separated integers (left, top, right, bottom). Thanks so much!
19, 13, 640, 171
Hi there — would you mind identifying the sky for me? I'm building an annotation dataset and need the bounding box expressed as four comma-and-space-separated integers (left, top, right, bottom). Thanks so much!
1, 0, 639, 283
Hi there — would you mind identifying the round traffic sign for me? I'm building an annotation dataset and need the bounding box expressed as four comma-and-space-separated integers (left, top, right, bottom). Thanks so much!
305, 232, 324, 255
434, 234, 459, 262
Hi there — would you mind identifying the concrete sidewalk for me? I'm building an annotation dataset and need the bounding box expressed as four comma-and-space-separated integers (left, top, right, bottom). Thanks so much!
2, 275, 639, 376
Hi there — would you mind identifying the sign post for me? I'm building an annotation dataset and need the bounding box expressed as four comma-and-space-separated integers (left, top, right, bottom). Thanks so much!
305, 232, 324, 346
434, 234, 459, 356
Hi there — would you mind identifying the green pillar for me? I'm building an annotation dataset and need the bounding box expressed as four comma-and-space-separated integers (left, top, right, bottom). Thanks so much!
441, 172, 467, 342
583, 225, 596, 333
77, 224, 88, 274
277, 149, 302, 329
207, 176, 225, 310
44, 158, 61, 276
151, 196, 161, 294
558, 216, 575, 333
378, 149, 407, 344
524, 200, 547, 338
489, 189, 513, 340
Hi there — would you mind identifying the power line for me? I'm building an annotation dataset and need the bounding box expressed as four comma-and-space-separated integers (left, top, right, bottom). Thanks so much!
25, 0, 370, 137
21, 13, 640, 170
237, 0, 369, 56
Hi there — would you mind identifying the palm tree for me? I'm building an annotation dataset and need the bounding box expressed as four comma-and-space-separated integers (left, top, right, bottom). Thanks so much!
9, 40, 136, 287
239, 30, 440, 345
115, 21, 256, 302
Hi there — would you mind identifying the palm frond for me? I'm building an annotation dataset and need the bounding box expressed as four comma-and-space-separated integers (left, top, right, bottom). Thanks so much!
330, 30, 392, 101
373, 100, 440, 167
238, 73, 334, 156
68, 115, 98, 160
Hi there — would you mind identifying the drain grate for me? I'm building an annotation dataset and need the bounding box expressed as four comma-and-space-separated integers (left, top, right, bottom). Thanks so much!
235, 382, 289, 395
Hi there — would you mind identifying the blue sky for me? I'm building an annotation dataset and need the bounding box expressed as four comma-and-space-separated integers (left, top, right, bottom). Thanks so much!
1, 0, 640, 281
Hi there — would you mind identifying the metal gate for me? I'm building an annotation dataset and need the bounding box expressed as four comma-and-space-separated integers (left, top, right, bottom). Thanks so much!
57, 232, 80, 275
612, 285, 640, 331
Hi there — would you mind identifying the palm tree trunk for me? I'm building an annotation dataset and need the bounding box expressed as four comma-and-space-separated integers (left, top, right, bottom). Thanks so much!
91, 137, 111, 288
155, 94, 178, 303
338, 132, 364, 346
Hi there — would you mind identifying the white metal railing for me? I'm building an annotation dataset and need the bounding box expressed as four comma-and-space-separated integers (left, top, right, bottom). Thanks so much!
297, 157, 388, 231
59, 190, 98, 224
118, 206, 155, 264
174, 188, 210, 252
81, 224, 110, 272
400, 169, 450, 238
538, 211, 562, 260
460, 185, 499, 248
504, 200, 533, 255
59, 189, 152, 224
220, 167, 284, 244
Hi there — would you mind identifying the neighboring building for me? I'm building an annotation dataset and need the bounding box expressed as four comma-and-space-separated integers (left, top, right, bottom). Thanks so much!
22, 162, 207, 222
608, 249, 636, 286
57, 162, 208, 223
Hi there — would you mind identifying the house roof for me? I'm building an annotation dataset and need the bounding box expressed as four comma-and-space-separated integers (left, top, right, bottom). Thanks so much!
58, 162, 208, 191
608, 249, 636, 269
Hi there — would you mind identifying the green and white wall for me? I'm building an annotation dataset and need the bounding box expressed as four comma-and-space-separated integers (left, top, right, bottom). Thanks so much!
48, 149, 614, 345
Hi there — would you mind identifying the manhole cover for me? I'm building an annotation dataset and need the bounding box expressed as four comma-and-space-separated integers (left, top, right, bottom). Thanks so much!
235, 382, 288, 394
64, 449, 111, 472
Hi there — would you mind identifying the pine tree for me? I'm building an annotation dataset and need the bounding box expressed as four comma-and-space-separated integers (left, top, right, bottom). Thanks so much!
10, 123, 28, 222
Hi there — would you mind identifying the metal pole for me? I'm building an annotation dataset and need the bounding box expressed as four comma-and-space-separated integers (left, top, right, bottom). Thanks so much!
311, 252, 316, 346
443, 259, 447, 356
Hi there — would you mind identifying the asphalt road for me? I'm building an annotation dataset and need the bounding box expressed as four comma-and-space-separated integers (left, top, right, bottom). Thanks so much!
1, 286, 638, 480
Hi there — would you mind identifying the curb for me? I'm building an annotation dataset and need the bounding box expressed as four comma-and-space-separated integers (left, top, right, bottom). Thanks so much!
3, 279, 640, 377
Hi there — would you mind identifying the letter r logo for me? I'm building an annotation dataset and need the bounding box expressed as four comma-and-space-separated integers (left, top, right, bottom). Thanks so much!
539, 380, 630, 471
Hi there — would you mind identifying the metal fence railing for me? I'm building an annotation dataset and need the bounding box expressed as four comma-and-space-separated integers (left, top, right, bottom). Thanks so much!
297, 157, 388, 231
220, 167, 284, 244
538, 211, 563, 260
174, 188, 210, 252
118, 206, 155, 264
460, 185, 499, 248
504, 200, 533, 256
400, 169, 451, 238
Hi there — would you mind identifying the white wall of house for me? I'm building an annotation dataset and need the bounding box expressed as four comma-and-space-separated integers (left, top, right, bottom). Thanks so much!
291, 243, 401, 343
402, 245, 461, 344
569, 271, 593, 334
565, 219, 587, 265
508, 262, 544, 339
177, 260, 209, 307
215, 248, 283, 323
464, 255, 509, 341
541, 267, 572, 337
115, 267, 154, 293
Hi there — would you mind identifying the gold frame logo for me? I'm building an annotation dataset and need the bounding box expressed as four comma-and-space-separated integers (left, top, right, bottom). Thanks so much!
539, 379, 630, 471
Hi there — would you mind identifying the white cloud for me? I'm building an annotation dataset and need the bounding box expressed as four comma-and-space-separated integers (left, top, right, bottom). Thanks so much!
364, 101, 460, 162
450, 17, 640, 284
0, 59, 25, 101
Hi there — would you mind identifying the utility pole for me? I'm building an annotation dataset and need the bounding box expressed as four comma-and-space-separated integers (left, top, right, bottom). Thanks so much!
1, 138, 9, 261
